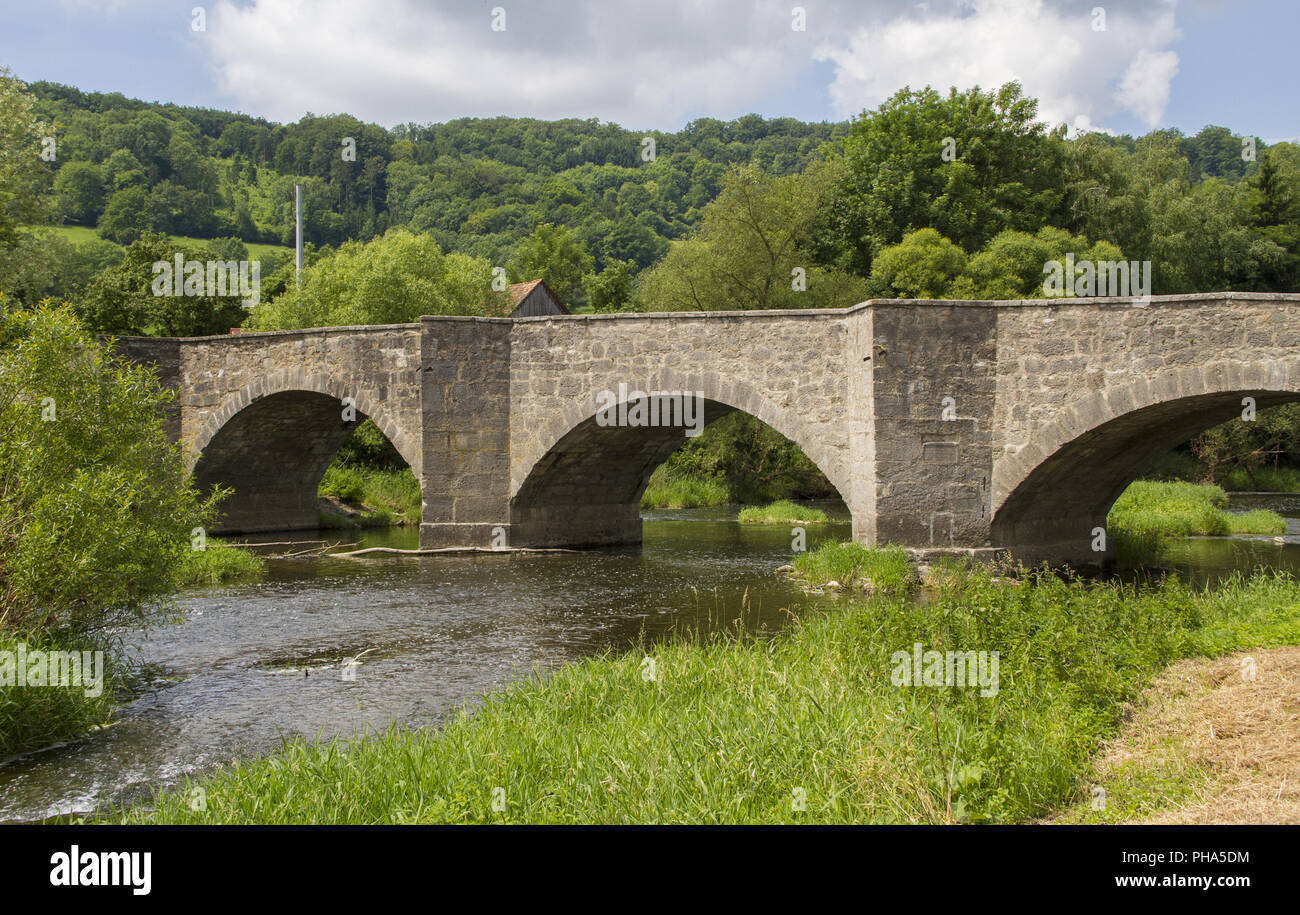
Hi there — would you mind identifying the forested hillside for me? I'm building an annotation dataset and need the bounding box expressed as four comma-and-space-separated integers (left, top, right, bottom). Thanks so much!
7, 76, 1297, 323
24, 79, 844, 268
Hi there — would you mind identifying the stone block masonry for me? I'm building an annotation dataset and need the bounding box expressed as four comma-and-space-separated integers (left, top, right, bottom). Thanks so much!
111, 292, 1300, 566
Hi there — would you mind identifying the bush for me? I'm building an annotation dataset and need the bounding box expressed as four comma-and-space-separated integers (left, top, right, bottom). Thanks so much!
0, 301, 219, 636
0, 632, 120, 759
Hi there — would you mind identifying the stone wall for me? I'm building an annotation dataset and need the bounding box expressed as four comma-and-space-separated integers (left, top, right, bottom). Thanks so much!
112, 292, 1300, 562
502, 309, 852, 547
989, 292, 1300, 561
419, 317, 513, 548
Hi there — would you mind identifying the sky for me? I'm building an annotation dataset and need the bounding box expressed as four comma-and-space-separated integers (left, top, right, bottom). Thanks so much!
0, 0, 1295, 141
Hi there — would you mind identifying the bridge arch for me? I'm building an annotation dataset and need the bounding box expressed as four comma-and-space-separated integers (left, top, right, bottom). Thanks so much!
190, 370, 420, 534
508, 376, 851, 547
991, 359, 1300, 562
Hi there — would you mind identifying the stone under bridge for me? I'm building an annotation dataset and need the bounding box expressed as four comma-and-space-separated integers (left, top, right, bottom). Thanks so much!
111, 292, 1300, 565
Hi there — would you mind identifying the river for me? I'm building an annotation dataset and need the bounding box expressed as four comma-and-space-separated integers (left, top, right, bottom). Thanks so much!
3, 496, 1299, 823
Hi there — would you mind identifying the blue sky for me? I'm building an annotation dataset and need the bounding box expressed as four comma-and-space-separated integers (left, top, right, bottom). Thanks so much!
0, 0, 1295, 140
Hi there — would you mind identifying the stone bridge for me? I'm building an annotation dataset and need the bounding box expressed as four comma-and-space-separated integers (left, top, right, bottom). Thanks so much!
112, 292, 1300, 565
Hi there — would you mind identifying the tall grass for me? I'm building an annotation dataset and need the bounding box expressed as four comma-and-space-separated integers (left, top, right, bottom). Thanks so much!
640, 466, 732, 509
1107, 480, 1286, 564
318, 464, 421, 525
115, 558, 1300, 825
0, 633, 120, 760
737, 500, 829, 524
174, 542, 265, 587
1221, 465, 1300, 493
789, 542, 914, 592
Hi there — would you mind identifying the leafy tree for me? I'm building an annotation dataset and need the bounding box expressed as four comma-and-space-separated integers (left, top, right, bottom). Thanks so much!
638, 162, 869, 311
870, 228, 967, 298
78, 231, 252, 336
246, 228, 506, 330
1191, 404, 1300, 481
53, 160, 105, 225
98, 185, 149, 244
829, 82, 1066, 274
873, 226, 1127, 300
0, 68, 52, 248
659, 412, 835, 501
102, 149, 146, 192
509, 223, 593, 303
0, 300, 218, 635
584, 258, 636, 312
0, 230, 121, 304
1180, 126, 1257, 183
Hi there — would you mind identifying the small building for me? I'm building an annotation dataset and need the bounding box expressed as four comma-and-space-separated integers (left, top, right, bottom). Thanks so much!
506, 279, 569, 317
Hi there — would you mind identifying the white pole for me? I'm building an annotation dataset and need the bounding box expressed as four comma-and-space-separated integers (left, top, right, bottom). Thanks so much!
295, 183, 303, 288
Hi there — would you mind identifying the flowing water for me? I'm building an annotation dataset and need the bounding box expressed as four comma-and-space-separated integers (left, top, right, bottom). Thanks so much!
0, 505, 849, 822
4, 494, 1299, 823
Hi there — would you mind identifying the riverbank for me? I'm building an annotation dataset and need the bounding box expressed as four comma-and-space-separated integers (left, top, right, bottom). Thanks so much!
1107, 481, 1286, 564
318, 464, 421, 527
114, 547, 1300, 824
0, 634, 121, 761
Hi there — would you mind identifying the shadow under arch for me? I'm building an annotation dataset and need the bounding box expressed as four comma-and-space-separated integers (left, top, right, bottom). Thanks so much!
508, 395, 848, 548
188, 371, 419, 475
193, 389, 404, 534
992, 387, 1300, 563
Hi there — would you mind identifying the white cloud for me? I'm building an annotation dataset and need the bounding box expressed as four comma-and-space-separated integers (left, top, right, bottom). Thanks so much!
201, 0, 840, 128
1115, 48, 1180, 127
814, 0, 1183, 133
197, 0, 1183, 131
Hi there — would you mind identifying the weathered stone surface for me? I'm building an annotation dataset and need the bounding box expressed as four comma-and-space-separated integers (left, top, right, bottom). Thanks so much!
113, 292, 1300, 564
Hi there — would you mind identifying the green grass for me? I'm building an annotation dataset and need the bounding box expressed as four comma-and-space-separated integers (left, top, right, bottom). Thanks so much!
174, 542, 265, 587
0, 633, 120, 760
1107, 480, 1286, 564
36, 225, 292, 262
737, 500, 829, 524
640, 466, 732, 509
112, 554, 1300, 824
789, 542, 914, 593
318, 464, 421, 526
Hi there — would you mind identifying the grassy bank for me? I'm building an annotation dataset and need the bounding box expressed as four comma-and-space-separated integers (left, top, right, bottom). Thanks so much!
175, 542, 265, 587
788, 542, 914, 592
115, 548, 1300, 824
0, 634, 120, 760
640, 466, 732, 509
318, 464, 421, 526
737, 500, 829, 524
1107, 480, 1286, 563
